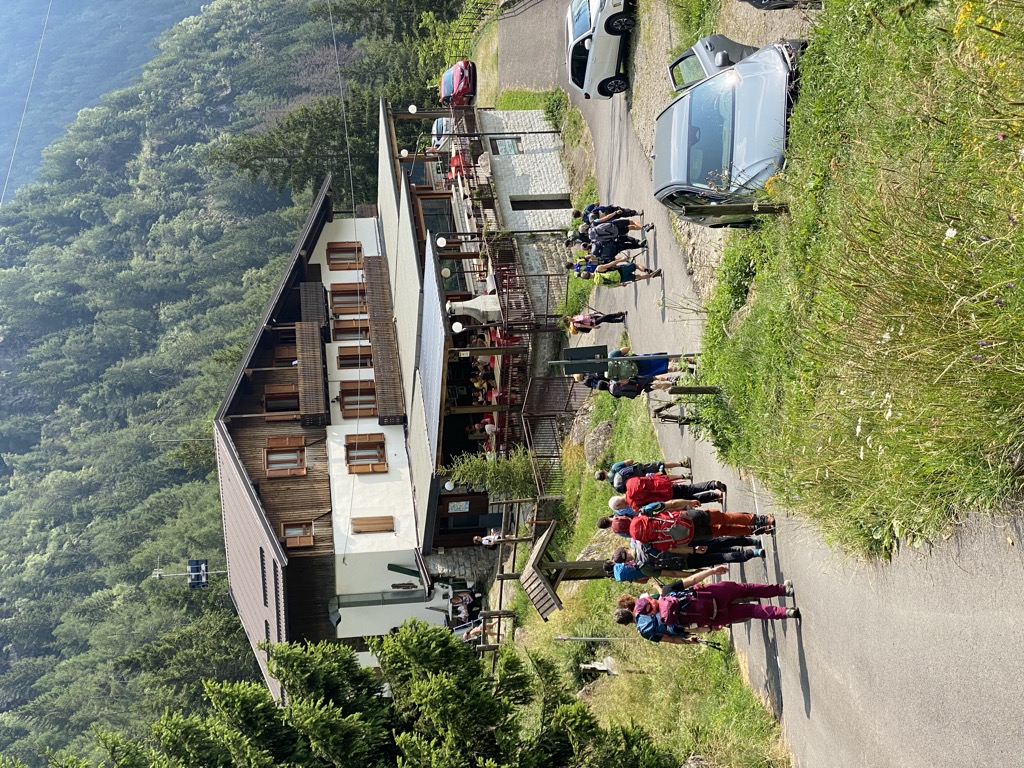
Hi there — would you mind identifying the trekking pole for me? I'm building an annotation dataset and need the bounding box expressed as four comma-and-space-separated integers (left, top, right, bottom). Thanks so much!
693, 638, 727, 652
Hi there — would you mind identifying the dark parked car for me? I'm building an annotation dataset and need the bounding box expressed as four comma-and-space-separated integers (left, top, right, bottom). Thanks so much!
440, 59, 477, 107
652, 39, 803, 227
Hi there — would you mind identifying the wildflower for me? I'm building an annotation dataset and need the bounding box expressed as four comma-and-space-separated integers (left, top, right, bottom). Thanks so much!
1008, 283, 1016, 289
998, 132, 1008, 141
995, 297, 1005, 306
977, 235, 992, 242
977, 340, 992, 347
945, 226, 958, 239
1010, 216, 1018, 225
884, 405, 892, 421
973, 354, 984, 361
855, 417, 862, 437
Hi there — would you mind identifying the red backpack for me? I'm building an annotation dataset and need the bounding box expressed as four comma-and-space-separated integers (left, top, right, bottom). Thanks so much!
625, 474, 674, 509
628, 511, 694, 551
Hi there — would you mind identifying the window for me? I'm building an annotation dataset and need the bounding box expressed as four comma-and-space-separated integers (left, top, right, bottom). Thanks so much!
337, 345, 373, 369
326, 241, 363, 270
281, 521, 314, 548
260, 548, 267, 607
273, 345, 297, 367
273, 562, 282, 642
332, 317, 369, 342
509, 195, 572, 211
330, 282, 366, 315
264, 383, 299, 419
344, 432, 388, 474
264, 436, 306, 478
351, 515, 396, 533
419, 197, 454, 237
489, 137, 523, 155
339, 380, 377, 418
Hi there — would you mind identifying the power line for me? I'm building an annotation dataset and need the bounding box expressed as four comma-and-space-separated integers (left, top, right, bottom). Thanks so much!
1, 0, 55, 207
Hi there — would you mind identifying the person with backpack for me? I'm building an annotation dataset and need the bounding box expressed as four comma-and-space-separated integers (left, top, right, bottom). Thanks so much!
580, 255, 662, 287
595, 456, 692, 492
575, 204, 642, 225
603, 543, 764, 582
614, 473, 726, 510
582, 218, 652, 244
613, 566, 799, 643
600, 499, 774, 552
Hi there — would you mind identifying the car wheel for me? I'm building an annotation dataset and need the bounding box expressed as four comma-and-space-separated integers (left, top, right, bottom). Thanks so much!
604, 13, 635, 34
597, 75, 629, 96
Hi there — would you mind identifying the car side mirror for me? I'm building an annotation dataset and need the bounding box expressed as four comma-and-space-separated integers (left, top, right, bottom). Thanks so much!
714, 51, 733, 68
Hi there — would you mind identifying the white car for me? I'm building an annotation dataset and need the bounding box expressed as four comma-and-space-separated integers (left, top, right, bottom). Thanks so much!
564, 0, 635, 100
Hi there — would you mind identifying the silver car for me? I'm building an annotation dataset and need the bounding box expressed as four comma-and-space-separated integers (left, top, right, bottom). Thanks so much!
652, 40, 802, 227
565, 0, 636, 100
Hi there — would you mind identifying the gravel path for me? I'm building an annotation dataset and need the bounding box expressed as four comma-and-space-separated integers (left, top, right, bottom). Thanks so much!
497, 2, 1024, 766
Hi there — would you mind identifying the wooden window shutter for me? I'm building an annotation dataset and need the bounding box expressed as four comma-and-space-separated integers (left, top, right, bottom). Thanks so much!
337, 345, 372, 369
344, 432, 387, 473
280, 522, 314, 548
264, 436, 306, 478
326, 241, 363, 270
339, 379, 377, 418
351, 515, 396, 533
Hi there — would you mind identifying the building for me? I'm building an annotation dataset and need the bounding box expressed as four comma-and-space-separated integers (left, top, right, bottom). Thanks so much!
214, 100, 573, 693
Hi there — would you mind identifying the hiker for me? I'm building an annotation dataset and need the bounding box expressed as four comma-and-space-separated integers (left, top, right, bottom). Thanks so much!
619, 499, 775, 552
613, 473, 726, 509
581, 219, 652, 244
613, 567, 799, 643
576, 203, 642, 225
565, 311, 627, 334
595, 457, 692, 492
606, 543, 763, 581
580, 255, 662, 286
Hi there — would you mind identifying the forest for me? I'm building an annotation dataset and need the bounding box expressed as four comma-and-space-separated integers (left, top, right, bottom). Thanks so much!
0, 0, 207, 198
0, 0, 458, 762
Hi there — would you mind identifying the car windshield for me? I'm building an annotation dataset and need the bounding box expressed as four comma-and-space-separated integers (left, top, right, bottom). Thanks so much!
685, 74, 735, 190
569, 39, 590, 88
569, 0, 591, 39
440, 67, 455, 98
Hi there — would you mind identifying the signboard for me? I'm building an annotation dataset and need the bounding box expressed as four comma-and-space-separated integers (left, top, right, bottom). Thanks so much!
186, 559, 209, 589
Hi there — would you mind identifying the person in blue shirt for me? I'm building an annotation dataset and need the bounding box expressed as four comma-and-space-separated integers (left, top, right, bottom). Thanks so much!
603, 543, 764, 582
595, 457, 692, 493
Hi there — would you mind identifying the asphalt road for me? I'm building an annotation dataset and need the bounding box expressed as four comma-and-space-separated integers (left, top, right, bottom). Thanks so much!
498, 2, 1024, 766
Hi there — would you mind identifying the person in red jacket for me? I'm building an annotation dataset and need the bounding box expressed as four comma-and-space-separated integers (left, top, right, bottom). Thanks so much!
611, 473, 725, 512
605, 499, 775, 552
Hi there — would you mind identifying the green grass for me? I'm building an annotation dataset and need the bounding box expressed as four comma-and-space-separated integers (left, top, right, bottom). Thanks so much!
494, 88, 550, 110
667, 0, 721, 55
515, 390, 788, 767
472, 18, 500, 106
693, 0, 1024, 555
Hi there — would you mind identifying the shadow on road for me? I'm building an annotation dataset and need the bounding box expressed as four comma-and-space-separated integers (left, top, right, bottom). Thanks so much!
796, 618, 811, 717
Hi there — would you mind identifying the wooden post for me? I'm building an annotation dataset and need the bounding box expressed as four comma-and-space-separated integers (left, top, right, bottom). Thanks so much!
494, 573, 522, 581
667, 385, 720, 395
480, 609, 517, 618
677, 202, 789, 218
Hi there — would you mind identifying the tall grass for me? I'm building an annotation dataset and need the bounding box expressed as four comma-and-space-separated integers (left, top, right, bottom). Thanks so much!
696, 0, 1024, 554
514, 390, 788, 767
